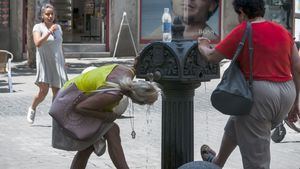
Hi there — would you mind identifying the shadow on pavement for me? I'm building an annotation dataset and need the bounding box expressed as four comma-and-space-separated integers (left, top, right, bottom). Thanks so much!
278, 140, 300, 143
0, 88, 11, 93
31, 124, 52, 128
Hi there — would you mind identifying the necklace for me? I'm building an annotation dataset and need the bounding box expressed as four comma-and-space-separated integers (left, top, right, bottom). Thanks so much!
129, 100, 136, 139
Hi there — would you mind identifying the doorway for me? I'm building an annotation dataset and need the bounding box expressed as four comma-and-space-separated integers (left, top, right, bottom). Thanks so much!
53, 0, 107, 43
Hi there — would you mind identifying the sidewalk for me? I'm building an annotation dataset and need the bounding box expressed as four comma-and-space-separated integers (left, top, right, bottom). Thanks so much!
0, 58, 299, 169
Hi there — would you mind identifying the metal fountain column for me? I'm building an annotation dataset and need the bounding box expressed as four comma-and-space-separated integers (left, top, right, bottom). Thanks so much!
136, 17, 220, 169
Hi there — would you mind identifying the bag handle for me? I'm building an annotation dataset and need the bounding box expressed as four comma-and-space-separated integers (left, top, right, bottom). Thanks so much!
231, 22, 251, 63
229, 21, 253, 88
248, 22, 254, 89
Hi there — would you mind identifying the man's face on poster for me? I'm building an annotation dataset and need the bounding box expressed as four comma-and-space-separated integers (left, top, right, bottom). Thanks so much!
172, 0, 215, 25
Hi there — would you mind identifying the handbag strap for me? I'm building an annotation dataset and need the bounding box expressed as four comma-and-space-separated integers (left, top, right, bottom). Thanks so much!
230, 21, 253, 88
248, 22, 254, 89
231, 22, 251, 63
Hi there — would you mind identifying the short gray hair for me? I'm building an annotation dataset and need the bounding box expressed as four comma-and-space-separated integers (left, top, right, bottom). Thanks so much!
40, 3, 55, 22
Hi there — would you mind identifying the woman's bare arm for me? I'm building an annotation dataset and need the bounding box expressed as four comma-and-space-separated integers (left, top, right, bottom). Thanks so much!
197, 37, 226, 63
75, 92, 123, 122
33, 24, 57, 47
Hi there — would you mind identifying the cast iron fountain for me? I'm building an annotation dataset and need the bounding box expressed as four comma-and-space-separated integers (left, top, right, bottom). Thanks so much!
135, 17, 220, 169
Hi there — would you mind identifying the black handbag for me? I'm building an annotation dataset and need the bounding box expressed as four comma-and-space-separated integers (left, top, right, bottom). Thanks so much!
211, 22, 253, 116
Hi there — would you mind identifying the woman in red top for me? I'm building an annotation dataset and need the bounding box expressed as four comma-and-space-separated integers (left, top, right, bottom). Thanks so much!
198, 0, 300, 168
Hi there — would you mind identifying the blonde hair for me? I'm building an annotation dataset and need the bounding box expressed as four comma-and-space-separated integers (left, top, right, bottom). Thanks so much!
108, 77, 159, 105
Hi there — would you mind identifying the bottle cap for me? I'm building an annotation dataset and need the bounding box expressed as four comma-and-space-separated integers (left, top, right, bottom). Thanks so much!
164, 8, 169, 13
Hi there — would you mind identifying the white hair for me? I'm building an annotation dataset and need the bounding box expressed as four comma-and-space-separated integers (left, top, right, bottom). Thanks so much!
107, 77, 159, 105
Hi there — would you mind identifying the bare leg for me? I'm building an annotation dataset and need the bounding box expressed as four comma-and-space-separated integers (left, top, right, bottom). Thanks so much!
51, 86, 60, 101
30, 83, 49, 110
213, 133, 237, 168
104, 123, 129, 169
70, 146, 94, 169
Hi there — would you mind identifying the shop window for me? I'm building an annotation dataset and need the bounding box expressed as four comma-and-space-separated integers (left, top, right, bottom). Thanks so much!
265, 0, 293, 33
222, 0, 293, 40
52, 0, 72, 32
52, 0, 106, 43
140, 0, 221, 43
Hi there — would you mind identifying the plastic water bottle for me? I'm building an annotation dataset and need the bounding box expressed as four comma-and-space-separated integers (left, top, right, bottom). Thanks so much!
162, 8, 172, 42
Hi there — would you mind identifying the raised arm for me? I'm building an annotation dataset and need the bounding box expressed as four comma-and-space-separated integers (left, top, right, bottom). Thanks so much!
33, 24, 57, 47
197, 37, 226, 63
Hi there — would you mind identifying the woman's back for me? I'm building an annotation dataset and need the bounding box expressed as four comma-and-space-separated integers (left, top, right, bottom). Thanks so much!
216, 21, 293, 82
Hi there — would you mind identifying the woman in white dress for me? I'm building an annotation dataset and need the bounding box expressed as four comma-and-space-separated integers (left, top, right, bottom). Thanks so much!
27, 3, 68, 124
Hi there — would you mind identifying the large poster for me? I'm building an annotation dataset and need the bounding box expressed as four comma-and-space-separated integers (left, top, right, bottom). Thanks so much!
140, 0, 220, 43
0, 0, 9, 29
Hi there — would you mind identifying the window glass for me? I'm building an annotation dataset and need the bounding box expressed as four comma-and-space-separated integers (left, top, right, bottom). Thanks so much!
140, 0, 221, 43
264, 0, 293, 32
295, 0, 300, 13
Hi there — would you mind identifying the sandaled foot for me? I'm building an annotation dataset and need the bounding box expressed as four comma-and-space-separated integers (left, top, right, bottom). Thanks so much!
201, 144, 216, 162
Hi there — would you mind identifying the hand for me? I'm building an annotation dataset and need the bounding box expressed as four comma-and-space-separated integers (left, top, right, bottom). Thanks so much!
198, 37, 212, 57
49, 24, 58, 33
113, 96, 129, 115
105, 112, 120, 122
198, 37, 211, 47
287, 103, 300, 123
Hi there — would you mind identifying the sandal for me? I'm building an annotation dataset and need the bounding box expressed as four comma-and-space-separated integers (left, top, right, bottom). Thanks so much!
201, 144, 216, 162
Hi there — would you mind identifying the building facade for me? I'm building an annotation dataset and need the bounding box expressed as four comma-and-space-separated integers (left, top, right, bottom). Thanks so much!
0, 0, 297, 61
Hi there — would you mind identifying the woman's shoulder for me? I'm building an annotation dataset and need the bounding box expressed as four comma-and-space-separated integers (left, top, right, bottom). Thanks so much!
34, 22, 44, 27
33, 23, 44, 31
265, 21, 288, 31
225, 22, 246, 38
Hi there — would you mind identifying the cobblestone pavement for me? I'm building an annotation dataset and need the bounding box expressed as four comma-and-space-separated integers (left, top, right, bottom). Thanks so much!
0, 58, 299, 169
